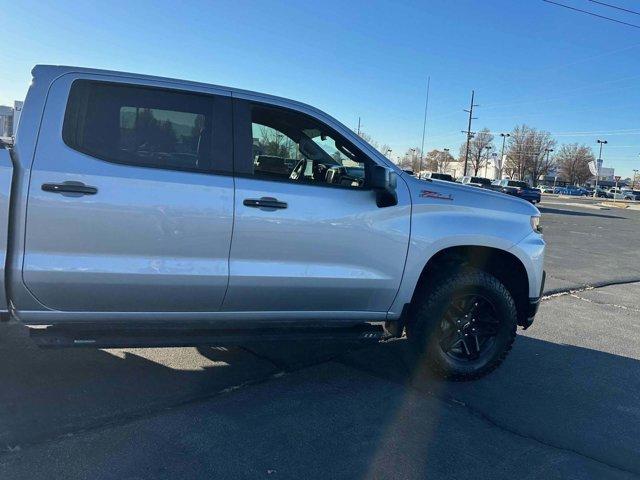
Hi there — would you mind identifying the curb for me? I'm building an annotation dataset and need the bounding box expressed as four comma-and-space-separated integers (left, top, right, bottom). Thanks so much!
543, 277, 640, 298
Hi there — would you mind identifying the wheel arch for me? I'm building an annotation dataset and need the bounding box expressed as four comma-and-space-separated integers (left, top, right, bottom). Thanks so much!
410, 245, 531, 328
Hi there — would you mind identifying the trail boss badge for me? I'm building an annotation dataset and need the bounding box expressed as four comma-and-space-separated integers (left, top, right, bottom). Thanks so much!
419, 190, 454, 201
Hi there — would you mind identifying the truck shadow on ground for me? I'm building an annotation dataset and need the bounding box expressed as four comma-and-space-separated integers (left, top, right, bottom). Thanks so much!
538, 206, 625, 219
2, 324, 639, 475
0, 323, 277, 448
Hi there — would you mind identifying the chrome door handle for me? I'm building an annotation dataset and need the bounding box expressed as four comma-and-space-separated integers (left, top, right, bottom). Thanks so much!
243, 197, 287, 210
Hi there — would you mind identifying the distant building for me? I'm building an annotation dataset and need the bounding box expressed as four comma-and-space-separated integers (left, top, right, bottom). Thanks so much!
585, 166, 620, 188
0, 106, 12, 137
0, 100, 23, 138
598, 167, 614, 181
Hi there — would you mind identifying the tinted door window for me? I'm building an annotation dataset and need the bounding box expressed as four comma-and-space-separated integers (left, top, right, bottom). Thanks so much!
248, 104, 367, 189
63, 80, 216, 172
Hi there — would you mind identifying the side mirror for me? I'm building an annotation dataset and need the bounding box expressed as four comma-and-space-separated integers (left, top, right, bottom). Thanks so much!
370, 165, 397, 207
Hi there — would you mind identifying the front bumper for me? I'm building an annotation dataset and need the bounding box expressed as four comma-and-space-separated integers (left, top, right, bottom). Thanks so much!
523, 270, 546, 329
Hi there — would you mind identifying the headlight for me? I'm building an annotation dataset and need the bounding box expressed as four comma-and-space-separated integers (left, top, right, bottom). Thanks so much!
531, 215, 542, 233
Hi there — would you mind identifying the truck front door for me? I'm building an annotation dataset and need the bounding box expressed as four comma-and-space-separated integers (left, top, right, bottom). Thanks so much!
222, 99, 411, 315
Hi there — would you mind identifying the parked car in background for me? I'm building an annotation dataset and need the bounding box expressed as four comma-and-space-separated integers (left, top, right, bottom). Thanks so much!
620, 188, 640, 200
540, 186, 555, 194
421, 172, 455, 182
555, 186, 589, 196
458, 175, 493, 188
492, 179, 541, 204
606, 188, 635, 200
585, 187, 609, 198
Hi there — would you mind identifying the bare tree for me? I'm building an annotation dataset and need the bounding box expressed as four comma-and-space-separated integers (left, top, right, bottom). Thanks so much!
458, 128, 493, 176
399, 148, 422, 172
379, 143, 392, 158
504, 125, 555, 185
357, 131, 380, 152
526, 131, 555, 186
425, 149, 455, 173
556, 143, 594, 185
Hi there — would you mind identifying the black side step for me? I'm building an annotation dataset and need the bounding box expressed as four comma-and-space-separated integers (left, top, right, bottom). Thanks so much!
30, 324, 386, 349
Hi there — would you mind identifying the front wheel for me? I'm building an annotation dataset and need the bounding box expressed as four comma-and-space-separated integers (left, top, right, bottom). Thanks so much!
406, 269, 517, 381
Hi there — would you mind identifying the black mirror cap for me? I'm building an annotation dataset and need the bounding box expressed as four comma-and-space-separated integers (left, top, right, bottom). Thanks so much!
370, 164, 396, 189
370, 165, 398, 207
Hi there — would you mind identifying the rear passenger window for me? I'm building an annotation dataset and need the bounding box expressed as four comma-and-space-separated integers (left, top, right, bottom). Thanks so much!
63, 80, 215, 172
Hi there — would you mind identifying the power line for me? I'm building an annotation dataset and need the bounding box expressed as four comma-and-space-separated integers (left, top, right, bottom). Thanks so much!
542, 0, 640, 29
587, 0, 640, 16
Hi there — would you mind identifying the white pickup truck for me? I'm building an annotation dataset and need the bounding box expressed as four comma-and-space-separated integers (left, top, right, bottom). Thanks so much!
0, 65, 545, 380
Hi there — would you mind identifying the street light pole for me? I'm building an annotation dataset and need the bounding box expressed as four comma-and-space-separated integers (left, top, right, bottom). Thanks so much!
499, 133, 510, 180
544, 148, 554, 187
595, 139, 608, 197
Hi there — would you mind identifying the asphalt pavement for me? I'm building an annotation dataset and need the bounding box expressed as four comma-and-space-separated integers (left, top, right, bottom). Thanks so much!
538, 196, 640, 292
1, 197, 639, 479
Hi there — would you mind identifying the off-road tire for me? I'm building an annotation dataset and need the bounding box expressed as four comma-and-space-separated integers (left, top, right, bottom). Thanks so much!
406, 268, 518, 381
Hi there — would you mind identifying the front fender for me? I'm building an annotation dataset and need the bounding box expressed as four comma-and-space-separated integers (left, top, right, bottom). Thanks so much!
508, 231, 546, 298
387, 205, 534, 319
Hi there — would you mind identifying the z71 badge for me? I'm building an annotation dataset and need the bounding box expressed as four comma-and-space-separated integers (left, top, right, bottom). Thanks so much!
419, 190, 454, 201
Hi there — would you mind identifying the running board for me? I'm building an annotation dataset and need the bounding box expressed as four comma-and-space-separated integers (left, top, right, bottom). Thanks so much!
30, 324, 387, 349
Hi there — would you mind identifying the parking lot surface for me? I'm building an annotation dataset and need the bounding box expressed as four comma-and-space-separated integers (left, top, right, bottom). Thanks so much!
1, 197, 639, 479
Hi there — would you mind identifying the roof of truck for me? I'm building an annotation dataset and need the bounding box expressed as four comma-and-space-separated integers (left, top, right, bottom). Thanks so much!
32, 64, 327, 119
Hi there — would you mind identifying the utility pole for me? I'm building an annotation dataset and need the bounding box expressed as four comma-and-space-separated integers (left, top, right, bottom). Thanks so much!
499, 133, 510, 180
357, 117, 361, 136
594, 139, 607, 197
419, 76, 431, 175
633, 168, 638, 189
462, 90, 478, 176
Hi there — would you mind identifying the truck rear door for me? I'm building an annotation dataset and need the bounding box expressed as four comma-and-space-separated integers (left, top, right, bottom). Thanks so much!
22, 75, 234, 313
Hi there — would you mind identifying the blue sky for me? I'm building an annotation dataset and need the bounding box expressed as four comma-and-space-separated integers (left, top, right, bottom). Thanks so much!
1, 0, 639, 177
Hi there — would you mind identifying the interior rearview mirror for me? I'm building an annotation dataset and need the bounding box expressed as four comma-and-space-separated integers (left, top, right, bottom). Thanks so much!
370, 165, 398, 207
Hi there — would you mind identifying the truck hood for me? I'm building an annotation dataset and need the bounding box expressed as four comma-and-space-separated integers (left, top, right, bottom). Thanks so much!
402, 174, 540, 217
